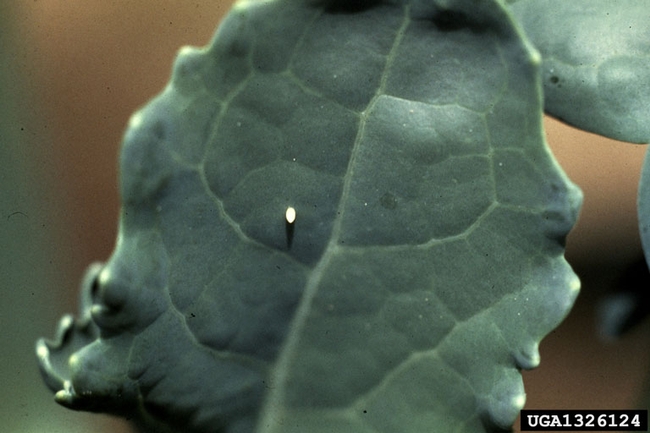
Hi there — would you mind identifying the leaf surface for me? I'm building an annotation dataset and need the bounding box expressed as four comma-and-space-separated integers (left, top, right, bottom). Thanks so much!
37, 1, 582, 432
508, 0, 650, 144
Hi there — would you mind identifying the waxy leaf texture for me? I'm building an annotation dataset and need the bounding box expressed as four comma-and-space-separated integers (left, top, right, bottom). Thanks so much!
508, 0, 650, 322
509, 0, 650, 144
38, 1, 582, 432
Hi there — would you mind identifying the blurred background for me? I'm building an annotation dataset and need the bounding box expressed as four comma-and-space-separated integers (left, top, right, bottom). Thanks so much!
1, 1, 648, 432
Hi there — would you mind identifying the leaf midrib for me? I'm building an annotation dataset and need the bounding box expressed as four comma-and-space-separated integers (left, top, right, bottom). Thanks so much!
257, 4, 412, 430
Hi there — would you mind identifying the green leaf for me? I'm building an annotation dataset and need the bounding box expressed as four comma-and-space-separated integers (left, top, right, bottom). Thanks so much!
639, 150, 650, 272
508, 0, 650, 144
37, 0, 582, 432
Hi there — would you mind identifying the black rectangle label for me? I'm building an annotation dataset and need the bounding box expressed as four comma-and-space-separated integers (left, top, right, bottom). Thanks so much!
520, 410, 648, 431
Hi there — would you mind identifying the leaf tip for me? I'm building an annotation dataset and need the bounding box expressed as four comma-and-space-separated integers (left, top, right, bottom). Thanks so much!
569, 274, 580, 294
513, 393, 526, 411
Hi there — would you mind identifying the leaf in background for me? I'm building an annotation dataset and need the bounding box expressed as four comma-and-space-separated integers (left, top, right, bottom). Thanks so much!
639, 149, 650, 279
597, 258, 650, 338
37, 0, 582, 432
508, 0, 650, 144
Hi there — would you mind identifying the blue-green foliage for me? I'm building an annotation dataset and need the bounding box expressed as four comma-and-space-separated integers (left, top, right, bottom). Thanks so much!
37, 1, 648, 432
